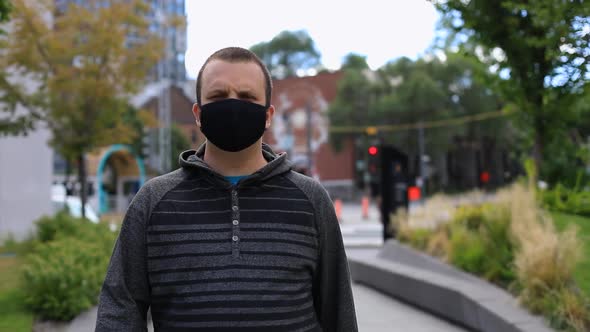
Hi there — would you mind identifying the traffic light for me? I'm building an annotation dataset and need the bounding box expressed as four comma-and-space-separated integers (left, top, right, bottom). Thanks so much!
368, 145, 378, 156
368, 145, 379, 175
367, 144, 381, 198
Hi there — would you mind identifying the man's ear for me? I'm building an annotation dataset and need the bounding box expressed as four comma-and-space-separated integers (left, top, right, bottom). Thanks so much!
192, 103, 201, 127
265, 105, 275, 129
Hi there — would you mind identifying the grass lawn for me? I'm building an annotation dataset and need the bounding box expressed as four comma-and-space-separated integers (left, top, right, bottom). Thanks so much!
0, 255, 33, 332
552, 212, 590, 297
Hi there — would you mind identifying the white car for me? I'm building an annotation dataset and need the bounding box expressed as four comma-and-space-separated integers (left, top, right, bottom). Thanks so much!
51, 185, 100, 223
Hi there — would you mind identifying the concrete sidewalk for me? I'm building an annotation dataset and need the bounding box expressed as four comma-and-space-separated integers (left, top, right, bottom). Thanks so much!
353, 282, 469, 332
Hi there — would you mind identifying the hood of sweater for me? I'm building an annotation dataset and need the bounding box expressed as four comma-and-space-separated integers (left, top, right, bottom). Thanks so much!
179, 142, 293, 188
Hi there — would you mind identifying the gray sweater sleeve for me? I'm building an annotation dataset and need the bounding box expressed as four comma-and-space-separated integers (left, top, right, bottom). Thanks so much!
286, 172, 359, 332
95, 170, 185, 332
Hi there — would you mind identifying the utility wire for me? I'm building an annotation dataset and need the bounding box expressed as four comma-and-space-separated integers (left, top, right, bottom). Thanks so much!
329, 109, 513, 134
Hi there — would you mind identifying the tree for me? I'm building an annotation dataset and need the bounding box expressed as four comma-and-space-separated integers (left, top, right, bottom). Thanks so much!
431, 0, 590, 179
122, 104, 157, 160
0, 0, 9, 29
0, 0, 165, 218
169, 124, 191, 173
329, 52, 510, 191
327, 66, 373, 151
341, 53, 369, 71
250, 30, 321, 79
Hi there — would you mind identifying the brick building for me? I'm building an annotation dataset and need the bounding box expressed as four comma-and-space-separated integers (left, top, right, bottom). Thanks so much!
264, 71, 357, 199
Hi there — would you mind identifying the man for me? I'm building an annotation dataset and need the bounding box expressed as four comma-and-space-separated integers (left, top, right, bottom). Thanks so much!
96, 47, 358, 331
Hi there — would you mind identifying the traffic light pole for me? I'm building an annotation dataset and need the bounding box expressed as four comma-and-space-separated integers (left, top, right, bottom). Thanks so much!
418, 122, 426, 197
363, 135, 370, 199
306, 102, 313, 175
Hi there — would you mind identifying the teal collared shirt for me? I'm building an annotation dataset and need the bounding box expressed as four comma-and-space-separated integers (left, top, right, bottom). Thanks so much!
225, 175, 248, 185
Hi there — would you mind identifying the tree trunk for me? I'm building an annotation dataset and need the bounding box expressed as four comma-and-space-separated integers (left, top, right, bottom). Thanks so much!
533, 129, 543, 181
64, 158, 72, 195
78, 153, 87, 220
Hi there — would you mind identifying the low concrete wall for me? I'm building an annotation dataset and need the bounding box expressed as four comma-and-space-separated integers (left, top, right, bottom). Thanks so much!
347, 242, 553, 332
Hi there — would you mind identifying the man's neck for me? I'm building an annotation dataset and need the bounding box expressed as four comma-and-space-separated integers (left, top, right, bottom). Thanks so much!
203, 141, 268, 176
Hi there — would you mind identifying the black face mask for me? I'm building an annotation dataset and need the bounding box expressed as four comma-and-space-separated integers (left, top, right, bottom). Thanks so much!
199, 98, 268, 152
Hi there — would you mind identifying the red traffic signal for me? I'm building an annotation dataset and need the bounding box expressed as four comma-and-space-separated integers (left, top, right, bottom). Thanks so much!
368, 146, 378, 156
408, 186, 421, 201
480, 171, 490, 184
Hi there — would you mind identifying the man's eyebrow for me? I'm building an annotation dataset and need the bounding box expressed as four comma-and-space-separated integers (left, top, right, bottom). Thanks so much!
237, 90, 259, 97
206, 88, 228, 96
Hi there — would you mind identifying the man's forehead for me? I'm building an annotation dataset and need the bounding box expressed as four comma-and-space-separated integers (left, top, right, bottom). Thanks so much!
201, 60, 265, 89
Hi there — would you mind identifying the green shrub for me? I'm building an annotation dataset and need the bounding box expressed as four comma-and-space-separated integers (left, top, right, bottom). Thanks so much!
446, 204, 516, 286
449, 225, 487, 274
399, 184, 590, 331
35, 211, 85, 243
452, 205, 487, 231
402, 228, 433, 250
478, 206, 515, 286
0, 234, 38, 256
20, 213, 117, 321
519, 284, 590, 332
21, 238, 110, 321
541, 175, 590, 217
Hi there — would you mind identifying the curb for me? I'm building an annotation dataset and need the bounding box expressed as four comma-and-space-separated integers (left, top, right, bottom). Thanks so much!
347, 241, 553, 332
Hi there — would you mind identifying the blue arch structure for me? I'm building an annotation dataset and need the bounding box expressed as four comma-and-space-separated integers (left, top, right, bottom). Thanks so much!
96, 144, 146, 215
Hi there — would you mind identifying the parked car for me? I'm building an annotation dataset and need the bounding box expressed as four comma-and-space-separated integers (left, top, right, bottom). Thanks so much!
51, 184, 99, 223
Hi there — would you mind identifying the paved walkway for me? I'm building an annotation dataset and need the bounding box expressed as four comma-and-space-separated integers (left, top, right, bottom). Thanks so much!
353, 282, 469, 332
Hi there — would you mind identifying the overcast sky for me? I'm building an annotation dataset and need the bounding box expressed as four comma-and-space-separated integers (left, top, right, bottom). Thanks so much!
184, 1, 440, 78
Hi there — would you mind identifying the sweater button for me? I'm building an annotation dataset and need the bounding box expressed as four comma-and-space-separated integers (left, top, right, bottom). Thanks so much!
232, 220, 239, 226
232, 235, 239, 242
232, 206, 238, 211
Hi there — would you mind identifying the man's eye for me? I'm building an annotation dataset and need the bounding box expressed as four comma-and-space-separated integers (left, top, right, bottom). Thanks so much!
240, 94, 256, 100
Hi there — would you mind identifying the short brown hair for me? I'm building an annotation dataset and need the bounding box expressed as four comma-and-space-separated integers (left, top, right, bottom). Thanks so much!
195, 47, 272, 107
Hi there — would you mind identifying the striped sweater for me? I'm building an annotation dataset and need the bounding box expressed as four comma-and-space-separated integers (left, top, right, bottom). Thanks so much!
95, 143, 358, 332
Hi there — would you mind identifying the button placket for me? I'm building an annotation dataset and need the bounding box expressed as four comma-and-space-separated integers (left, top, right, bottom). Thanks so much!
231, 189, 240, 257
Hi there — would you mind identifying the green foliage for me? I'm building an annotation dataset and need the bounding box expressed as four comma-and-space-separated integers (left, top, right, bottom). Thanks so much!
21, 213, 117, 321
328, 68, 372, 150
35, 211, 83, 243
21, 238, 110, 321
432, 0, 590, 182
169, 124, 191, 172
341, 53, 369, 71
0, 0, 10, 35
449, 225, 487, 274
399, 186, 590, 331
479, 207, 516, 284
122, 105, 151, 160
541, 134, 590, 188
542, 181, 590, 217
0, 234, 37, 257
452, 205, 487, 230
250, 30, 321, 79
519, 284, 590, 332
399, 228, 433, 251
552, 212, 590, 298
433, 204, 516, 286
0, 257, 33, 332
328, 51, 510, 172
